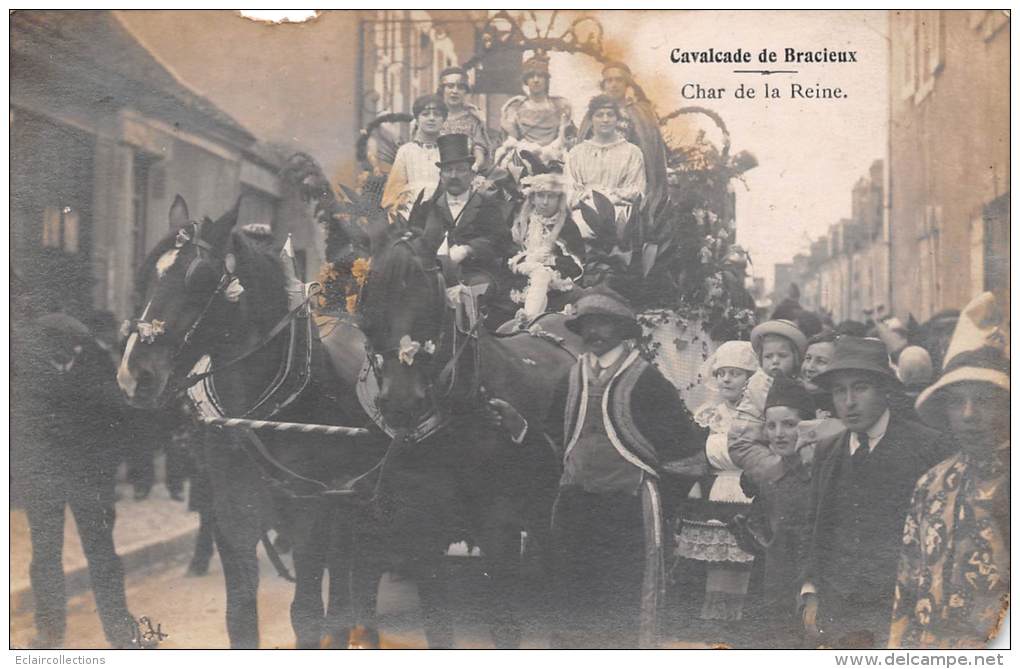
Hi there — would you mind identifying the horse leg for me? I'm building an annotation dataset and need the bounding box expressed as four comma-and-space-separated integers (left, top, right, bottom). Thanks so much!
212, 521, 260, 648
204, 441, 268, 649
289, 499, 328, 644
414, 555, 454, 649
476, 501, 525, 649
322, 513, 354, 648
342, 528, 385, 649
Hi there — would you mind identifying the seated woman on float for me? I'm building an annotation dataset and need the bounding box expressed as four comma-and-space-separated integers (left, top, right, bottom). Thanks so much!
494, 53, 575, 170
565, 95, 646, 231
380, 94, 447, 218
507, 171, 584, 322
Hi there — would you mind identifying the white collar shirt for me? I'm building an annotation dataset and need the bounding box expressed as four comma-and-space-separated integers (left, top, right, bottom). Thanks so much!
586, 343, 628, 377
848, 408, 891, 455
445, 189, 471, 221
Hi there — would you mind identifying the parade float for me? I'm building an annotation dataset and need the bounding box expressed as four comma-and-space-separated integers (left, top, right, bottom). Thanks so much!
293, 11, 759, 410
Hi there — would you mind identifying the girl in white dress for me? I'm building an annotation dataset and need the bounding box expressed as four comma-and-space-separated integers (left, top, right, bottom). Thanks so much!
675, 340, 760, 620
507, 172, 584, 322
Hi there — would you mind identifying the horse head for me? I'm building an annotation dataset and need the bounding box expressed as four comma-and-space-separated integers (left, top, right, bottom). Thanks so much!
117, 194, 242, 408
358, 221, 446, 430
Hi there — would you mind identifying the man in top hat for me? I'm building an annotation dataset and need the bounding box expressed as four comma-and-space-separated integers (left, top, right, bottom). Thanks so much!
577, 61, 668, 215
496, 52, 575, 168
889, 293, 1009, 649
487, 285, 699, 647
436, 67, 490, 173
418, 133, 515, 326
800, 336, 951, 648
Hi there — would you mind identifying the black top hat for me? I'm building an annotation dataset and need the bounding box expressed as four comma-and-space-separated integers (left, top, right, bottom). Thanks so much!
811, 336, 901, 389
435, 134, 473, 167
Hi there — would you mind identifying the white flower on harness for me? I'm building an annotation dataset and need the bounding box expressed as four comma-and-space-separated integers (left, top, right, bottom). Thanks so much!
137, 319, 166, 344
224, 277, 245, 303
397, 335, 435, 366
175, 227, 193, 248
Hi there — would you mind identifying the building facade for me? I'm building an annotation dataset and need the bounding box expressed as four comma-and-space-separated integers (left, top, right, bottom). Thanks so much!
772, 161, 888, 324
11, 11, 318, 322
887, 10, 1009, 320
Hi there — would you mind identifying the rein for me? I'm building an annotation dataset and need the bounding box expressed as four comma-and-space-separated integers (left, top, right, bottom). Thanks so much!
173, 290, 317, 397
123, 219, 318, 401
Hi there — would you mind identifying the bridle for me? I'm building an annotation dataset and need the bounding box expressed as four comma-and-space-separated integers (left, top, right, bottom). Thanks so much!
363, 235, 483, 437
121, 220, 240, 392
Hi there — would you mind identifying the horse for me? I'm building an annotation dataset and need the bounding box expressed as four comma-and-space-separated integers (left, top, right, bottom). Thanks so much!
343, 221, 583, 647
116, 195, 381, 648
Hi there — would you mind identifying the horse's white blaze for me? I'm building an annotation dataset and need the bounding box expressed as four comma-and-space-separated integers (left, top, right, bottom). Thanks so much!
156, 248, 179, 278
117, 332, 140, 398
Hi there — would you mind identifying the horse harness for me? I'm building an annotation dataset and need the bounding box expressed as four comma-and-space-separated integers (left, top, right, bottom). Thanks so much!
358, 236, 486, 444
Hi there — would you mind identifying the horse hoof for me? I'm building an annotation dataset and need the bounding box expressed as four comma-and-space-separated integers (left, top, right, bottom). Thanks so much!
346, 626, 381, 649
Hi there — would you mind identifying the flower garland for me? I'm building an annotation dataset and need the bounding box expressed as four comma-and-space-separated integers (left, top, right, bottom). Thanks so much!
316, 256, 371, 315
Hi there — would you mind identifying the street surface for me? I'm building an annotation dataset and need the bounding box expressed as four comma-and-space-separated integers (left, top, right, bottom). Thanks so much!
10, 546, 716, 649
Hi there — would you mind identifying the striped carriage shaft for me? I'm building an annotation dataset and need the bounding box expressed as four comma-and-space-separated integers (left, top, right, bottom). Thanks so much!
197, 416, 371, 438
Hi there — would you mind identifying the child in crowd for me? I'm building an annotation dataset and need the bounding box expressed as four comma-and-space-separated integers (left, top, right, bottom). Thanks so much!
757, 378, 817, 648
728, 320, 809, 487
674, 341, 761, 620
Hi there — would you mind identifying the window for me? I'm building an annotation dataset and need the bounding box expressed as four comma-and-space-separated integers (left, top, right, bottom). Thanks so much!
132, 154, 152, 274
41, 204, 80, 254
971, 10, 1009, 42
898, 12, 918, 100
969, 215, 985, 297
917, 205, 942, 315
914, 10, 944, 102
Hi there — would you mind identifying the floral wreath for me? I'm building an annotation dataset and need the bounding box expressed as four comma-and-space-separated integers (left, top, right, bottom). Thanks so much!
316, 256, 371, 314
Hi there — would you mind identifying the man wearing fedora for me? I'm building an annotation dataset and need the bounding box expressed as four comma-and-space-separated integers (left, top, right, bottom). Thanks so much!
488, 285, 698, 648
418, 133, 515, 326
889, 293, 1009, 649
800, 336, 951, 648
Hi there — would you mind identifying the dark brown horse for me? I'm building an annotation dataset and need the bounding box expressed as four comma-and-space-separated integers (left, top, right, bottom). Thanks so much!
345, 224, 581, 647
116, 196, 379, 648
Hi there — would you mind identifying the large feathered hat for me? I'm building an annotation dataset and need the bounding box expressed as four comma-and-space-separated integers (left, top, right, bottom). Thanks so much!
915, 292, 1010, 425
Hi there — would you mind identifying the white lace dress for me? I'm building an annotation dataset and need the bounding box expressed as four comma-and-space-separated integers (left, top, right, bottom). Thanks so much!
507, 212, 582, 319
675, 401, 755, 564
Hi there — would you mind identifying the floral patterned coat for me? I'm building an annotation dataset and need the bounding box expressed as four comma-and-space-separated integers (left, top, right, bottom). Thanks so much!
889, 449, 1010, 649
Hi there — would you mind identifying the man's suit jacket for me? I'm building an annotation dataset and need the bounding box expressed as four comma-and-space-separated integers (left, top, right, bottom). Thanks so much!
804, 413, 950, 605
418, 188, 513, 279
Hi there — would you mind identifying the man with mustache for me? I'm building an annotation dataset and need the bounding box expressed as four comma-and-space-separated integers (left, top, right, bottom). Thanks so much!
487, 285, 699, 647
418, 133, 514, 327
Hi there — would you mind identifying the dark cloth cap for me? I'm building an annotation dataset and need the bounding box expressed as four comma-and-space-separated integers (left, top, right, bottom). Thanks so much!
565, 285, 641, 340
765, 377, 815, 419
810, 336, 901, 389
435, 134, 473, 167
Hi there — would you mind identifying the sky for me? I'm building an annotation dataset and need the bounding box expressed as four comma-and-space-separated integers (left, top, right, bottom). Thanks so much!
118, 9, 889, 290
549, 10, 890, 289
